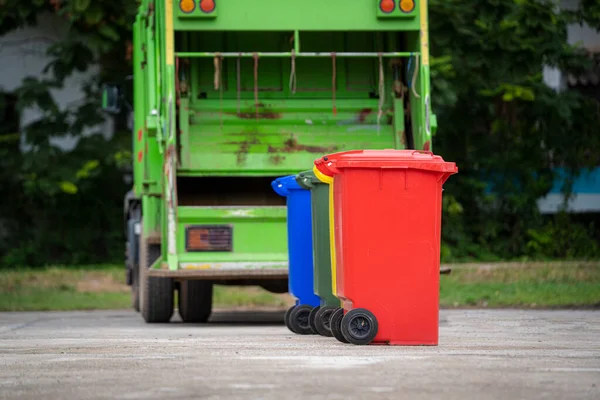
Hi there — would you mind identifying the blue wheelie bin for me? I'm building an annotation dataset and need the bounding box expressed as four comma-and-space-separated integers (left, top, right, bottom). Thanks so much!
272, 175, 321, 335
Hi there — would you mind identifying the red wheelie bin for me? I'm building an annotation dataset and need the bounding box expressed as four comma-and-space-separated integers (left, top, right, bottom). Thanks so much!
313, 150, 458, 346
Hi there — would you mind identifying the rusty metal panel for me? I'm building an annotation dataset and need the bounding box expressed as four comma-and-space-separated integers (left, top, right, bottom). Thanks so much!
179, 99, 396, 174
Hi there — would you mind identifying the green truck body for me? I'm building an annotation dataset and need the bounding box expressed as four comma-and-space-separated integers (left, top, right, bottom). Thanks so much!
103, 0, 435, 323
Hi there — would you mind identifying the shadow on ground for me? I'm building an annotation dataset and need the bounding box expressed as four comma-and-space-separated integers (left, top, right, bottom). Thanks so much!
166, 308, 288, 327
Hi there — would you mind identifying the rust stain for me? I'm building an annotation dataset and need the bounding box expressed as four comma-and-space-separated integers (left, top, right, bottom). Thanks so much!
235, 110, 281, 119
232, 133, 260, 165
398, 131, 407, 148
268, 137, 338, 155
357, 108, 373, 123
269, 154, 286, 165
423, 140, 431, 151
224, 137, 260, 146
231, 103, 282, 120
236, 143, 249, 165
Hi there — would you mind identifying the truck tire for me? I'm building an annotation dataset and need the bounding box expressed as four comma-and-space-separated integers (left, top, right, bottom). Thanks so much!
128, 241, 140, 312
178, 280, 213, 323
125, 202, 141, 312
259, 279, 288, 294
139, 233, 174, 323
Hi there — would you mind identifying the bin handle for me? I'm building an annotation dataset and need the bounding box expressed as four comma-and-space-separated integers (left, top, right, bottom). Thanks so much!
315, 156, 340, 176
411, 150, 433, 156
271, 180, 290, 197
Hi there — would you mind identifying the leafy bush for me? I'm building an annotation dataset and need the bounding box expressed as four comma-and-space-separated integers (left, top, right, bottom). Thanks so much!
525, 213, 600, 260
431, 0, 600, 261
1, 0, 599, 267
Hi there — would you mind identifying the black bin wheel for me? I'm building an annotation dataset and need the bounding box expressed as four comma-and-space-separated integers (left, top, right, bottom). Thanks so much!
341, 308, 378, 345
308, 305, 320, 334
284, 306, 297, 333
289, 304, 314, 335
314, 306, 337, 337
330, 307, 349, 343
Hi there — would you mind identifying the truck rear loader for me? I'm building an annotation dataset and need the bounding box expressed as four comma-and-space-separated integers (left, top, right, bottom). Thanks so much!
102, 0, 436, 323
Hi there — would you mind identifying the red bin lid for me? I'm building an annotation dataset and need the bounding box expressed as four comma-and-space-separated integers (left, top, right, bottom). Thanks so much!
314, 149, 458, 176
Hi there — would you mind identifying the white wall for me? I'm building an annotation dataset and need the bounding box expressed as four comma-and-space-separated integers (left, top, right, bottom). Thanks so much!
538, 0, 600, 213
562, 0, 600, 49
0, 12, 114, 152
544, 0, 600, 90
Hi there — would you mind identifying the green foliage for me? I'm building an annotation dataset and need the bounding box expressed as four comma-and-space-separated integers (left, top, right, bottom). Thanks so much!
430, 0, 600, 261
1, 0, 600, 266
0, 134, 130, 267
0, 1, 136, 266
566, 0, 600, 31
525, 213, 600, 259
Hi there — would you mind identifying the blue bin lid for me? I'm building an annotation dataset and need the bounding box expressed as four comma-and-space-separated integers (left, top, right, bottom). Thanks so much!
271, 175, 305, 197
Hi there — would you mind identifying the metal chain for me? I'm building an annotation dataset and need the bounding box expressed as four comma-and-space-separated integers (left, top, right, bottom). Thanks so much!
219, 55, 223, 130
411, 53, 420, 99
236, 56, 241, 116
377, 53, 384, 135
213, 52, 221, 90
289, 49, 297, 94
332, 52, 337, 116
253, 52, 259, 122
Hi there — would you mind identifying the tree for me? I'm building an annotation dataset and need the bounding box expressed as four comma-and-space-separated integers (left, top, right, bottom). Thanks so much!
0, 0, 598, 265
0, 0, 137, 266
429, 0, 600, 259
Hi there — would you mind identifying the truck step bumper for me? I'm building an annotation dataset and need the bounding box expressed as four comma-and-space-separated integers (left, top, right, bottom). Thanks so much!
149, 261, 288, 279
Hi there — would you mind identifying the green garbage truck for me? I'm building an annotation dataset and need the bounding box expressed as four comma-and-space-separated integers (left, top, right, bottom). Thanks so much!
102, 0, 436, 323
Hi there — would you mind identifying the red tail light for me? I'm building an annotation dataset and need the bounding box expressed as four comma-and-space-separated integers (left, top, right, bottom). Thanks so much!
200, 0, 215, 13
186, 225, 233, 252
380, 0, 395, 13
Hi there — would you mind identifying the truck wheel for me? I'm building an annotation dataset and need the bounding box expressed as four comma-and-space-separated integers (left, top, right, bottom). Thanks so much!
126, 205, 141, 312
178, 280, 213, 323
131, 285, 140, 312
139, 236, 174, 323
129, 241, 140, 312
259, 279, 289, 294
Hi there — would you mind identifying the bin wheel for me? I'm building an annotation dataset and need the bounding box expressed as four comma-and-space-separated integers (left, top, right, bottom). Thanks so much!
308, 306, 320, 334
314, 306, 337, 337
341, 308, 378, 345
284, 306, 297, 333
330, 307, 349, 343
289, 304, 314, 335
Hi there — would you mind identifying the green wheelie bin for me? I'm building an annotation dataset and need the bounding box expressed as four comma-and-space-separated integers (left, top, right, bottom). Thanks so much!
296, 170, 341, 337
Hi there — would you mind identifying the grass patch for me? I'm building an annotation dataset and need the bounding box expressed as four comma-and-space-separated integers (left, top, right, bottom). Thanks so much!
213, 286, 289, 308
0, 266, 129, 312
0, 265, 291, 312
0, 262, 598, 311
440, 262, 600, 308
0, 290, 131, 312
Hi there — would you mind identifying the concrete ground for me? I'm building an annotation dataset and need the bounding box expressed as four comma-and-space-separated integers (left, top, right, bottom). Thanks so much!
0, 309, 598, 400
